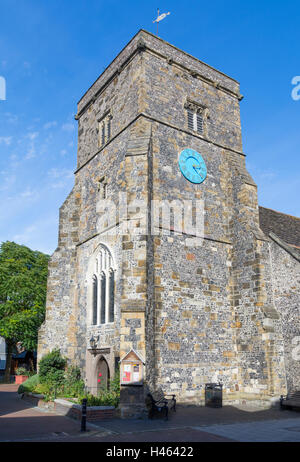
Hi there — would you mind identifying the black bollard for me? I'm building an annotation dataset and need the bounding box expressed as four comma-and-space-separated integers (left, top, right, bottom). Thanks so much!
81, 398, 87, 432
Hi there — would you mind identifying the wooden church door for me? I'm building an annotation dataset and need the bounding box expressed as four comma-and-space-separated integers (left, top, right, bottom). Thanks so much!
96, 357, 110, 391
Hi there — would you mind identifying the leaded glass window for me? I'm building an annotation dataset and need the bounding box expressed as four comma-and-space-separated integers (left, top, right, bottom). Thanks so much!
92, 275, 98, 325
90, 244, 115, 325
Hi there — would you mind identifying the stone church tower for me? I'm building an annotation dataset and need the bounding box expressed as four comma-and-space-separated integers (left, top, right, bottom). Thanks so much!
38, 30, 300, 416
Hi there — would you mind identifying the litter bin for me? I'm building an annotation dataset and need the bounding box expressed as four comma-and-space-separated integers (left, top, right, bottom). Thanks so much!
205, 383, 223, 408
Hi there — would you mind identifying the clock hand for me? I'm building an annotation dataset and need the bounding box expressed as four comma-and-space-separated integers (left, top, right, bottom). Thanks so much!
193, 164, 202, 173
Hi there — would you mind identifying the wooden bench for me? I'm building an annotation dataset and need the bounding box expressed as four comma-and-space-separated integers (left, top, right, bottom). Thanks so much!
145, 389, 176, 421
280, 391, 300, 411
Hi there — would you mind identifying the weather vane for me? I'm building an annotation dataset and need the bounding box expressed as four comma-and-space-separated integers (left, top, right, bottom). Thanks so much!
153, 8, 171, 36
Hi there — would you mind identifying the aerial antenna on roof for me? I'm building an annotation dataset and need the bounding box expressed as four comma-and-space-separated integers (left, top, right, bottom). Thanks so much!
153, 8, 170, 37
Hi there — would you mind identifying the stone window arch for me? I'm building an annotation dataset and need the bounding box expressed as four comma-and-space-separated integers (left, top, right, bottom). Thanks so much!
90, 244, 115, 325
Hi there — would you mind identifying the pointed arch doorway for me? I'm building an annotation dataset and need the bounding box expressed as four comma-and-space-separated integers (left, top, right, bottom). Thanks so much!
96, 356, 110, 391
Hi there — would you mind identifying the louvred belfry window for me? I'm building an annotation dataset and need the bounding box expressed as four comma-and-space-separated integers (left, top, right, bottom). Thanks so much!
187, 109, 194, 131
185, 101, 205, 136
196, 112, 203, 134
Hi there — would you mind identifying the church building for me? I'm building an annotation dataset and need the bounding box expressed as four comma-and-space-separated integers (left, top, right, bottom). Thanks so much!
38, 30, 300, 417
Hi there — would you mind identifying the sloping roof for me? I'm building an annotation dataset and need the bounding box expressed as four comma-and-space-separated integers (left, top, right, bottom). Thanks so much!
259, 206, 300, 249
119, 349, 145, 364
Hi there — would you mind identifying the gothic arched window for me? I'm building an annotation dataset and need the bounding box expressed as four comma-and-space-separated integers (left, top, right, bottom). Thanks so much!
109, 268, 115, 323
91, 245, 115, 325
100, 272, 106, 324
92, 275, 98, 326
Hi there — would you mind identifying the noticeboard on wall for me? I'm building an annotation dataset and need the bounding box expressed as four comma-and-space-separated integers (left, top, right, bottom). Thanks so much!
120, 350, 144, 386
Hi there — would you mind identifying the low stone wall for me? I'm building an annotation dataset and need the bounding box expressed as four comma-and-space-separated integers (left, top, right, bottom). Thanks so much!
21, 393, 115, 420
54, 398, 116, 420
22, 392, 55, 411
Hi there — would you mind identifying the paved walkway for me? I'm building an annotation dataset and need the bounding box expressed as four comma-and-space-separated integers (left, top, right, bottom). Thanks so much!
0, 384, 90, 442
198, 418, 300, 442
1, 384, 300, 442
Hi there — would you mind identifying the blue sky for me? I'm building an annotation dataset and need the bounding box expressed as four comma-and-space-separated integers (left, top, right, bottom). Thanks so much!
0, 0, 299, 255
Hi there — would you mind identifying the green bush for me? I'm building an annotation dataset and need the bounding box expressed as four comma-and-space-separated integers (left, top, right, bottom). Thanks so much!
15, 367, 29, 376
27, 370, 36, 377
110, 368, 120, 395
78, 369, 120, 408
33, 358, 84, 401
39, 349, 67, 384
79, 392, 116, 407
78, 389, 119, 407
32, 382, 56, 401
33, 353, 120, 406
63, 366, 85, 398
32, 382, 47, 393
17, 374, 39, 394
65, 365, 81, 383
45, 369, 65, 386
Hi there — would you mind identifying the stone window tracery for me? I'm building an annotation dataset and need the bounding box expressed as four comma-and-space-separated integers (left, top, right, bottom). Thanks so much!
91, 245, 115, 325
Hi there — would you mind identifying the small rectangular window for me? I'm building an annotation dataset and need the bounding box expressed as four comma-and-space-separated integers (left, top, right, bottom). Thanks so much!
107, 118, 111, 140
101, 123, 105, 146
98, 176, 108, 199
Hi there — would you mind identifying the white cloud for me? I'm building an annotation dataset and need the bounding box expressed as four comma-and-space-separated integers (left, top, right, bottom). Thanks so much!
0, 174, 16, 191
48, 168, 73, 189
48, 168, 73, 179
4, 113, 18, 124
25, 145, 36, 160
44, 121, 57, 130
13, 225, 41, 249
10, 214, 59, 255
22, 132, 39, 159
26, 131, 39, 140
20, 188, 39, 200
0, 136, 12, 145
62, 123, 75, 132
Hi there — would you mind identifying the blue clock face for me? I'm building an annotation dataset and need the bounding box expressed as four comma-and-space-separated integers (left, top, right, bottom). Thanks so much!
178, 149, 207, 184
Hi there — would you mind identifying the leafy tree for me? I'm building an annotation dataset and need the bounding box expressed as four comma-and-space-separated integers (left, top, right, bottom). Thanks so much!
0, 241, 49, 382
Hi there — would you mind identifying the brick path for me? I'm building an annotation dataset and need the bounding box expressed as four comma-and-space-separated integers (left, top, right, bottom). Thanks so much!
0, 384, 89, 441
1, 384, 300, 442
